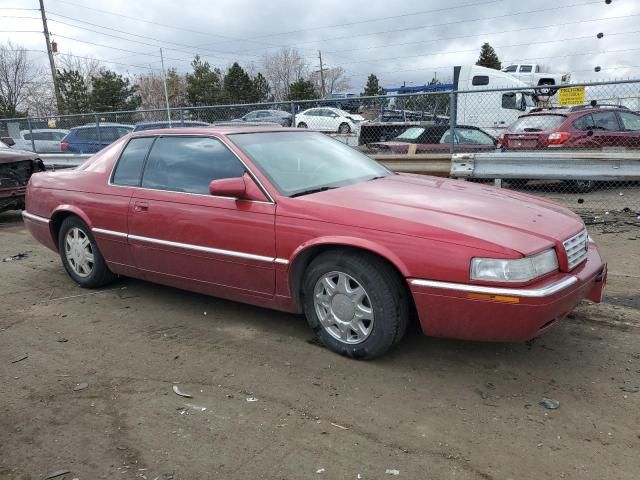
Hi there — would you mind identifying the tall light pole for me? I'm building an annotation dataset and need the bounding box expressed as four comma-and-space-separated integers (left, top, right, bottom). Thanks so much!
318, 50, 326, 97
39, 0, 62, 113
159, 48, 172, 126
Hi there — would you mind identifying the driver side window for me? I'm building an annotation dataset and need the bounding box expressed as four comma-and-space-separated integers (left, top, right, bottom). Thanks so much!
141, 136, 245, 194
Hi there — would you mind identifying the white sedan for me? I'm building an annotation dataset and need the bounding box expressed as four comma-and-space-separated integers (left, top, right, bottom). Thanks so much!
295, 107, 365, 134
11, 129, 69, 153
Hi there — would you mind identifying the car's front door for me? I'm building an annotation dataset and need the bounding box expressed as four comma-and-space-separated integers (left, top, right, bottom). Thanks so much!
128, 135, 277, 297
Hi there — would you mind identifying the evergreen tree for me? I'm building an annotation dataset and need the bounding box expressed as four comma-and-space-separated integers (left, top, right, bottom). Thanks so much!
361, 74, 385, 96
90, 70, 141, 112
252, 72, 271, 102
476, 43, 502, 70
58, 69, 91, 114
223, 62, 255, 104
287, 78, 317, 101
165, 68, 186, 107
186, 55, 223, 106
0, 96, 26, 117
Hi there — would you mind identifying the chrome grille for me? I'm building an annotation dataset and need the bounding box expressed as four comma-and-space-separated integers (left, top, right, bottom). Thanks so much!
563, 229, 588, 270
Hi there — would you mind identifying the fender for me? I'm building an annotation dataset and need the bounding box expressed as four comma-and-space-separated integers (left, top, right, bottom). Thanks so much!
283, 235, 411, 312
48, 204, 95, 249
288, 235, 410, 276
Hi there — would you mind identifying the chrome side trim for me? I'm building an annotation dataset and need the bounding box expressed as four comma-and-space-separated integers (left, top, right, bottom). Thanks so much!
410, 276, 579, 298
92, 228, 127, 239
128, 233, 276, 263
90, 227, 289, 265
22, 211, 50, 224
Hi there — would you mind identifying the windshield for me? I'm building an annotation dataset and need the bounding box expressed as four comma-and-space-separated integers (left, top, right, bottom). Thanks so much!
509, 115, 566, 133
231, 131, 391, 197
396, 127, 425, 140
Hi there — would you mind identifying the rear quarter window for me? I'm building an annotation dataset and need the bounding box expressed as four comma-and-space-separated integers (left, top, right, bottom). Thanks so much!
112, 137, 155, 186
508, 115, 566, 133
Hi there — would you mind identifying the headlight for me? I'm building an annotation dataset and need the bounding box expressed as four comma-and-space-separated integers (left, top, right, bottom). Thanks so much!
470, 249, 558, 283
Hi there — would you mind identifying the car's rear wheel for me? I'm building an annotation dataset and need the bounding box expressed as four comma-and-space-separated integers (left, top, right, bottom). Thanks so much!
302, 251, 408, 359
297, 122, 308, 128
58, 216, 116, 288
338, 123, 351, 134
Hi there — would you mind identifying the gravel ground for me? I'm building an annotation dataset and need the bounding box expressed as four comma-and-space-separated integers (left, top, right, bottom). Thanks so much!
0, 210, 638, 480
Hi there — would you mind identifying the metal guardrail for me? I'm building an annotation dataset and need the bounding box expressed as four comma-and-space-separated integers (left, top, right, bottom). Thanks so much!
39, 154, 91, 169
40, 152, 454, 176
450, 151, 640, 181
370, 153, 451, 176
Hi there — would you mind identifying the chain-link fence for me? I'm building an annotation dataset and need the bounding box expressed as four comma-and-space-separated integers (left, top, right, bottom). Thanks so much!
1, 79, 639, 222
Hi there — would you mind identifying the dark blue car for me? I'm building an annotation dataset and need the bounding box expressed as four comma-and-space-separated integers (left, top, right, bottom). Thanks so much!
133, 120, 210, 132
61, 123, 134, 153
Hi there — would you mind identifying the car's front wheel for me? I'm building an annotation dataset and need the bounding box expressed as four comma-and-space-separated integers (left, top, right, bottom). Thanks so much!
338, 123, 351, 134
297, 122, 308, 128
58, 216, 116, 288
302, 251, 408, 359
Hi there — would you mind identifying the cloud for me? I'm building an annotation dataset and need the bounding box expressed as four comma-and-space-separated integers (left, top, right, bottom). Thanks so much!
1, 0, 638, 91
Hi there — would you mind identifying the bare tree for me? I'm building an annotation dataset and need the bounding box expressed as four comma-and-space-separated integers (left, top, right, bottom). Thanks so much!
262, 47, 307, 101
57, 53, 102, 86
0, 41, 42, 116
136, 68, 186, 110
309, 66, 350, 96
23, 80, 56, 117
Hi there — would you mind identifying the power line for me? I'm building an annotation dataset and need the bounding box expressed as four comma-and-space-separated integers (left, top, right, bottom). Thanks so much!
48, 0, 295, 53
346, 47, 640, 82
323, 13, 640, 56
226, 0, 502, 40
47, 11, 260, 60
240, 0, 604, 52
336, 30, 640, 67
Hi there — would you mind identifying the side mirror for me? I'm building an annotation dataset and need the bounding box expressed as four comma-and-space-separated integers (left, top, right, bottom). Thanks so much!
209, 177, 246, 198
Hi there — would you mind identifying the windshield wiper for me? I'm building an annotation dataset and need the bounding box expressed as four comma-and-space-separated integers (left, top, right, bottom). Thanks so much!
290, 186, 337, 198
523, 128, 543, 132
367, 175, 386, 181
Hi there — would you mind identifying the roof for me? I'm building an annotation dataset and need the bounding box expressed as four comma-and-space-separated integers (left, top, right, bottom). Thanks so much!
135, 120, 209, 126
130, 126, 300, 137
73, 123, 134, 129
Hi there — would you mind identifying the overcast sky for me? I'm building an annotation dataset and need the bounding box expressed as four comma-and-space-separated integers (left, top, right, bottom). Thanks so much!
2, 0, 639, 91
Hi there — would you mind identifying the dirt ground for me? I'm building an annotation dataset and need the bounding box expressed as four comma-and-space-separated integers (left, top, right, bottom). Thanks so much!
0, 210, 638, 480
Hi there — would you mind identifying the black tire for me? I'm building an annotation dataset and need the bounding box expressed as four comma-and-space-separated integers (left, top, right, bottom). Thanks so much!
338, 123, 351, 134
302, 250, 409, 359
58, 216, 116, 288
297, 122, 308, 128
565, 180, 595, 193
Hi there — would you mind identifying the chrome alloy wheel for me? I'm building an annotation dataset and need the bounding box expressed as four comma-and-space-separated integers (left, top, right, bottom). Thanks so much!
64, 227, 94, 277
313, 271, 374, 344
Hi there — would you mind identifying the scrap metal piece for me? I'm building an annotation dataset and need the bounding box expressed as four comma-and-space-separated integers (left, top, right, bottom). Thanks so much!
172, 385, 192, 398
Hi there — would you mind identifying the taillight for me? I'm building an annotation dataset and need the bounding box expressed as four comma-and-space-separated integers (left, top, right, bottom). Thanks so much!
548, 132, 571, 145
61, 142, 68, 151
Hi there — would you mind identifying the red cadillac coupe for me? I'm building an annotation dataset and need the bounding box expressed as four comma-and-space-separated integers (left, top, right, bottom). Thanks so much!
23, 127, 606, 358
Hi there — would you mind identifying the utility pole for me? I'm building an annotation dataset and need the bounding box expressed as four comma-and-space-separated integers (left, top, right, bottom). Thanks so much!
318, 50, 326, 97
159, 48, 172, 126
39, 0, 62, 113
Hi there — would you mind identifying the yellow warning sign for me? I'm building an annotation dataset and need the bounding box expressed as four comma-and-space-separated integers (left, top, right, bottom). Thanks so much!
47, 119, 57, 128
558, 86, 585, 106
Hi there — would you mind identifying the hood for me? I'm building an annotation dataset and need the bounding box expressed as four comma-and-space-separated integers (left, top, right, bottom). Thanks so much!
346, 114, 365, 121
0, 148, 39, 164
282, 174, 584, 257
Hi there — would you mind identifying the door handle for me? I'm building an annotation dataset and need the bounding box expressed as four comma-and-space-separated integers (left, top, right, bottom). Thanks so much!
134, 201, 148, 212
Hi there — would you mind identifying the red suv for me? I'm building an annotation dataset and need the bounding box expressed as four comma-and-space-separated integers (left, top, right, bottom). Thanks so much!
499, 106, 640, 150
